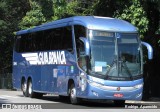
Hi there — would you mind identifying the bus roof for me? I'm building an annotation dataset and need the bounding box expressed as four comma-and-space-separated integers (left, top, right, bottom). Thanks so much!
16, 16, 137, 35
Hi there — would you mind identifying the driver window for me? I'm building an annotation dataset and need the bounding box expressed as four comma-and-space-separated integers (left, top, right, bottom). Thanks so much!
78, 41, 86, 70
74, 25, 87, 71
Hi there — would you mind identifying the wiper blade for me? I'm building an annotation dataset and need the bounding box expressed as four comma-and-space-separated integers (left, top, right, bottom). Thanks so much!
105, 59, 117, 79
121, 61, 133, 80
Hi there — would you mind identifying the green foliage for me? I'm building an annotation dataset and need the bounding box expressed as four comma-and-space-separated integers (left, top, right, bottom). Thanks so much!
114, 0, 149, 38
19, 0, 46, 29
0, 20, 7, 41
52, 0, 67, 20
19, 9, 46, 29
0, 1, 8, 42
66, 1, 82, 16
83, 0, 99, 15
19, 0, 82, 29
0, 0, 29, 72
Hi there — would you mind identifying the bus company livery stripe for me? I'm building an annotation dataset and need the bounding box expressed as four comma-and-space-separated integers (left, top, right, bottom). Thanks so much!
22, 51, 66, 65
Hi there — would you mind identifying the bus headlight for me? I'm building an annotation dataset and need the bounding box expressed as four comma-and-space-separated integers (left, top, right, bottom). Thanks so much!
134, 83, 143, 89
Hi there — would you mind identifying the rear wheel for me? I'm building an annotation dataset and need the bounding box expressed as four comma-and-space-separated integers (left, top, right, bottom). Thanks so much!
69, 84, 81, 104
27, 79, 35, 98
21, 79, 28, 97
27, 79, 43, 98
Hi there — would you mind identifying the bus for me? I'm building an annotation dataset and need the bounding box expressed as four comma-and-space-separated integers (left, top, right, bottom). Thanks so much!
12, 16, 153, 105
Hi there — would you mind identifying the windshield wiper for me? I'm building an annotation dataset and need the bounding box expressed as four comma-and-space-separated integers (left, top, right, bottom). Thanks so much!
105, 58, 117, 79
121, 60, 133, 80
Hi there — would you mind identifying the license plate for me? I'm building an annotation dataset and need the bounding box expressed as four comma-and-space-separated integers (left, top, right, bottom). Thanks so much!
114, 93, 123, 98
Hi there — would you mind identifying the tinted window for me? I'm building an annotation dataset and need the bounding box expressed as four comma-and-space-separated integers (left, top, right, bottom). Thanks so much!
74, 25, 86, 57
15, 26, 73, 52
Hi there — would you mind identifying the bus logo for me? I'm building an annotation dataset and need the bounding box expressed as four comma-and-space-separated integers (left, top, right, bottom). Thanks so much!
117, 87, 120, 91
22, 51, 66, 65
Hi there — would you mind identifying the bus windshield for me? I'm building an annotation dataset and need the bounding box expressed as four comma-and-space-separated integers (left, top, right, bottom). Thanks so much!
117, 34, 141, 79
89, 30, 142, 80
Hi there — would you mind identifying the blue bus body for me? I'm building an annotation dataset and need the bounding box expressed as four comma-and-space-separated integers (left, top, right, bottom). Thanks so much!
12, 16, 152, 104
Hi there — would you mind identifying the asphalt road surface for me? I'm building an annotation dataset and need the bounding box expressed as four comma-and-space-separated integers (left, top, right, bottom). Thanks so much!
0, 89, 160, 112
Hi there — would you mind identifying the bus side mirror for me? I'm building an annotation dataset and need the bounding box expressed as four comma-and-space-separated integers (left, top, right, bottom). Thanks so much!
79, 37, 90, 56
141, 41, 153, 60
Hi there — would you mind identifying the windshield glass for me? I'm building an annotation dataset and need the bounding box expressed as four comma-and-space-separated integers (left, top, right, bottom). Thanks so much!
89, 30, 117, 77
89, 30, 142, 80
117, 33, 141, 78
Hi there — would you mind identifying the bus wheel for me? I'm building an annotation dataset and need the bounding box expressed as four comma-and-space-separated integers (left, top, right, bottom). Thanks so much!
21, 80, 28, 97
28, 79, 35, 98
27, 79, 43, 98
69, 84, 80, 104
114, 100, 125, 107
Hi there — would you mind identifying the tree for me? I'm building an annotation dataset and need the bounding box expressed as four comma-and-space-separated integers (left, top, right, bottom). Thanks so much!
114, 0, 149, 38
0, 0, 29, 72
19, 0, 47, 29
19, 0, 86, 29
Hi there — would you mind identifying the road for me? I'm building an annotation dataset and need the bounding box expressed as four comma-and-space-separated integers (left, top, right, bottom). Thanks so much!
0, 89, 160, 112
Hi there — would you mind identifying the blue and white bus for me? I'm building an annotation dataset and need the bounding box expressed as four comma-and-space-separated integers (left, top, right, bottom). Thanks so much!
13, 16, 153, 105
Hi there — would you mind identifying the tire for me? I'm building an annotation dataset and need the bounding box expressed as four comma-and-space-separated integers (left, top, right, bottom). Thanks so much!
69, 84, 81, 104
114, 100, 125, 107
27, 79, 35, 98
21, 80, 28, 97
27, 79, 43, 98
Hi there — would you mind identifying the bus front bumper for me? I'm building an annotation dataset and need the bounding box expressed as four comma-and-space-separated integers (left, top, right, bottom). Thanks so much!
85, 81, 143, 101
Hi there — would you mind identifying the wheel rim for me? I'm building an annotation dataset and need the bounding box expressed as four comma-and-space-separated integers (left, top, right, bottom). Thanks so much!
22, 83, 27, 93
71, 88, 76, 98
70, 86, 76, 102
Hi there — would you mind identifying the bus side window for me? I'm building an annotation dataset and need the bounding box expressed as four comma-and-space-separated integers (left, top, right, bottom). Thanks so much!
62, 26, 73, 52
74, 25, 86, 57
19, 34, 29, 53
74, 25, 87, 70
77, 41, 86, 70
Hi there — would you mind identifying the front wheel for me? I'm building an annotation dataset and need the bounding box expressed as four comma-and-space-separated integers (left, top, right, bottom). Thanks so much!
70, 84, 81, 104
